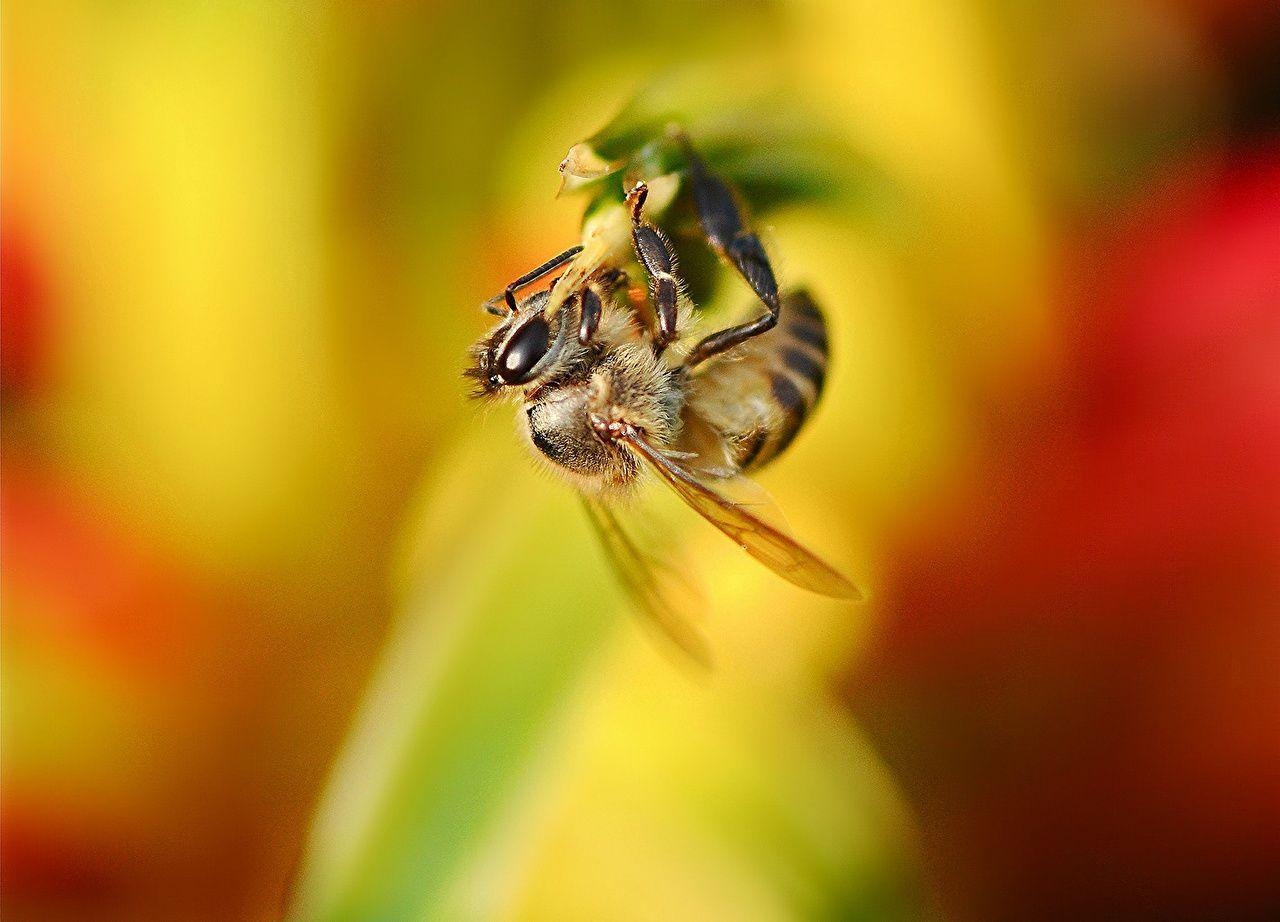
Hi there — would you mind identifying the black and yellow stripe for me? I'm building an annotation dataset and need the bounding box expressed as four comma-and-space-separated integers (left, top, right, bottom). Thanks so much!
739, 290, 830, 472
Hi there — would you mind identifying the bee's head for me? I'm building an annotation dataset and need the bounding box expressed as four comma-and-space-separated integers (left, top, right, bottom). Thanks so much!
465, 291, 571, 398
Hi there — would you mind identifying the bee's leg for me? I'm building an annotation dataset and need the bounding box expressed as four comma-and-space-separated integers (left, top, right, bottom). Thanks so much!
578, 283, 603, 345
488, 244, 585, 314
626, 182, 681, 352
674, 132, 782, 367
577, 269, 628, 345
684, 288, 779, 367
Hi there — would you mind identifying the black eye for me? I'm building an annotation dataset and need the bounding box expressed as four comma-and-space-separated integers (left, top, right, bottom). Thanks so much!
496, 315, 551, 384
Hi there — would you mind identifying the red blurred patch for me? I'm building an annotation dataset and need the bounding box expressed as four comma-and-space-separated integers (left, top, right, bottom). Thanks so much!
1089, 145, 1280, 398
846, 147, 1280, 921
1, 793, 133, 904
1, 457, 211, 681
1, 213, 55, 396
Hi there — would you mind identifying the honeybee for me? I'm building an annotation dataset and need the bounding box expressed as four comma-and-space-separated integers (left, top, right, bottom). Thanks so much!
466, 130, 860, 662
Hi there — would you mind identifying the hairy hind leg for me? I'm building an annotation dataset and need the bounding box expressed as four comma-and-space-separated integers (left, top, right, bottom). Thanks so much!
673, 130, 782, 367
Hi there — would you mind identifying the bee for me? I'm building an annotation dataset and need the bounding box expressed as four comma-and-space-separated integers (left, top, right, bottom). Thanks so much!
466, 130, 861, 662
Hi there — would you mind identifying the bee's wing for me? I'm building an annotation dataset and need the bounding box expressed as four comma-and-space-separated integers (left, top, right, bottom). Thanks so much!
580, 495, 712, 667
621, 429, 863, 600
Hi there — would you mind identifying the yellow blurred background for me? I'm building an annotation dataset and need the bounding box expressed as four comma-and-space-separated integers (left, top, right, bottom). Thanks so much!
4, 1, 1279, 920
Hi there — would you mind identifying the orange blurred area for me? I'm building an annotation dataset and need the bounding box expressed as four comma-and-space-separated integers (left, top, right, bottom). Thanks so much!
3, 0, 1279, 920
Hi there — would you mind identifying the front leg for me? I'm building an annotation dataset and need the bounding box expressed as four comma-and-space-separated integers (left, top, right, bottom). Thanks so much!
625, 182, 682, 352
483, 244, 584, 315
577, 268, 628, 345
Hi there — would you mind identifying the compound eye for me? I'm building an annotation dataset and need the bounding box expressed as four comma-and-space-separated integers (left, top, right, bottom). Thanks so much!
496, 314, 551, 384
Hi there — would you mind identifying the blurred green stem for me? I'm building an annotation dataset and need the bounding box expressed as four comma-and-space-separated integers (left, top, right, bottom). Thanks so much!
289, 428, 615, 921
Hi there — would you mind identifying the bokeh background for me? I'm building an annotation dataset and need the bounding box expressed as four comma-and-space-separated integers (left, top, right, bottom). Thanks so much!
4, 1, 1279, 920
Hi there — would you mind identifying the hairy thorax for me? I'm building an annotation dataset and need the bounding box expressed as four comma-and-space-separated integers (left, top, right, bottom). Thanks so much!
522, 344, 683, 493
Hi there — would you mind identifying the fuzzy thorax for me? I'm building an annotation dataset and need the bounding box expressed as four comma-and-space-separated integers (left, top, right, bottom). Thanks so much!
522, 342, 684, 495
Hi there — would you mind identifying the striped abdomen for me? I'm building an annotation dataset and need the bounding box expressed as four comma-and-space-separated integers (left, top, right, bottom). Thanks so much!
683, 289, 830, 474
738, 290, 828, 471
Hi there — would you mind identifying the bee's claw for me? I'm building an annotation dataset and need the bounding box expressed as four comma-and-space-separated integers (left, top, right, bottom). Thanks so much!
625, 181, 649, 224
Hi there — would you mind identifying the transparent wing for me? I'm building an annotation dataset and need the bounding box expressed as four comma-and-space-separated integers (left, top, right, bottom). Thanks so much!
622, 430, 863, 599
581, 495, 712, 667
